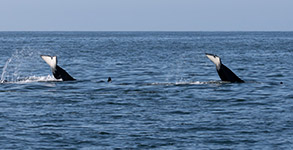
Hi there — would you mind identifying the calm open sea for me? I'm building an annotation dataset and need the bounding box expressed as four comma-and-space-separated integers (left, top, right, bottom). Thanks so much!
0, 32, 292, 149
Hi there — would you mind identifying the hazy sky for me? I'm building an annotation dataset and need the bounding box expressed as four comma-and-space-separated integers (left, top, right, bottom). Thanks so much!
0, 0, 292, 31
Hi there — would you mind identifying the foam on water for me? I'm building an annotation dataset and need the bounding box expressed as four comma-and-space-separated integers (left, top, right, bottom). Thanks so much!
10, 75, 60, 84
1, 75, 60, 84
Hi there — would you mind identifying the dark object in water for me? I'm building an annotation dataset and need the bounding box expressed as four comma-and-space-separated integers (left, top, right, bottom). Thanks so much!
41, 55, 75, 81
107, 77, 112, 82
206, 53, 244, 83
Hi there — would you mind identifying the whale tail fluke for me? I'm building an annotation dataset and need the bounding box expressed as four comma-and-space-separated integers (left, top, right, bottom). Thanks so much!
205, 53, 244, 83
205, 53, 221, 68
41, 55, 57, 69
40, 55, 75, 81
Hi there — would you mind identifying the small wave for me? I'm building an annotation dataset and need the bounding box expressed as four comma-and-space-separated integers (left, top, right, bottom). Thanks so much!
1, 75, 61, 84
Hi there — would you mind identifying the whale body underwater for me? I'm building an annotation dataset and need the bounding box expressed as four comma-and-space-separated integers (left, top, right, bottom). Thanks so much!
41, 55, 75, 81
205, 53, 244, 83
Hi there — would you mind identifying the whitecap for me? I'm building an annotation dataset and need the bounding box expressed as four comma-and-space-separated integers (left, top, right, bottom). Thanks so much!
3, 75, 61, 84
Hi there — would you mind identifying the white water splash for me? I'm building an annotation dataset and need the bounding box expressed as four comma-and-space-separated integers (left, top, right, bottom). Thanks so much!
13, 75, 61, 84
0, 57, 12, 82
0, 47, 51, 83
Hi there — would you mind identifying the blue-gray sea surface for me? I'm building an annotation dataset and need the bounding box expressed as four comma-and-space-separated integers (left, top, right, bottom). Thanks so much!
0, 32, 292, 149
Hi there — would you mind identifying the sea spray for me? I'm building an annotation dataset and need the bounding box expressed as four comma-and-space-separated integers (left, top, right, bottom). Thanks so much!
0, 47, 42, 82
1, 57, 12, 82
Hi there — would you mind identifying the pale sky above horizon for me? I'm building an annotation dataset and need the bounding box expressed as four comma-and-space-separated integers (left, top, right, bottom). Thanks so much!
0, 0, 292, 31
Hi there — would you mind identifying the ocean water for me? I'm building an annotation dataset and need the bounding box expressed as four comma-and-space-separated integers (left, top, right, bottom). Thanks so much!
0, 32, 292, 149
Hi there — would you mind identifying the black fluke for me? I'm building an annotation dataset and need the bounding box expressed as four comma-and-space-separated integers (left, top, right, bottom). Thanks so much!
53, 65, 75, 81
217, 63, 244, 83
41, 55, 75, 81
206, 53, 244, 83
